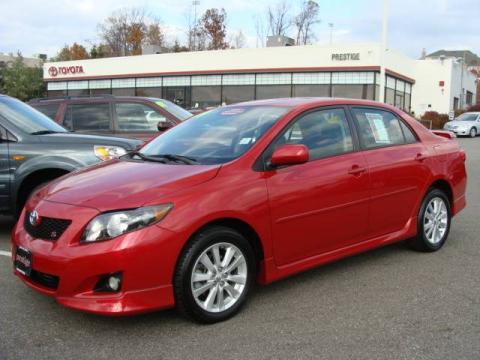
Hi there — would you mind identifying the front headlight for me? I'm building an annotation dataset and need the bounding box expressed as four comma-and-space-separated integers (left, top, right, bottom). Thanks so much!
81, 204, 173, 243
94, 145, 127, 161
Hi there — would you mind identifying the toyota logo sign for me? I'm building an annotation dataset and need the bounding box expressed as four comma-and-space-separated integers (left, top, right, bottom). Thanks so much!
48, 66, 58, 77
47, 65, 84, 77
29, 210, 41, 227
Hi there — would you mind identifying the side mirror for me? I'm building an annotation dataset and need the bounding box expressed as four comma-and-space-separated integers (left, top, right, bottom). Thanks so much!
157, 121, 172, 132
270, 144, 309, 167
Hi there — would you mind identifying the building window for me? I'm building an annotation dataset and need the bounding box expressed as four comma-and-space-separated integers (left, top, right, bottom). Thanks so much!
332, 72, 374, 84
48, 90, 67, 97
47, 82, 67, 91
255, 85, 291, 99
331, 84, 364, 99
112, 78, 135, 88
90, 88, 112, 96
67, 80, 89, 95
136, 87, 162, 98
68, 89, 89, 96
222, 85, 255, 104
89, 79, 111, 89
112, 88, 135, 96
136, 77, 162, 87
466, 91, 473, 106
191, 75, 222, 86
256, 73, 291, 85
293, 85, 330, 97
191, 86, 221, 108
292, 72, 330, 84
222, 74, 255, 85
454, 97, 459, 110
163, 76, 190, 87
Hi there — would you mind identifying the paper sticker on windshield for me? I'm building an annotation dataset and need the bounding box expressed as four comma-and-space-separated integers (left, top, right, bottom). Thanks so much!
220, 108, 246, 116
239, 137, 252, 145
365, 113, 390, 143
155, 101, 167, 109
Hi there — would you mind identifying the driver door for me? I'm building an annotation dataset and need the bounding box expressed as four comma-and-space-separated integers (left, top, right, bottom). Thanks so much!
0, 124, 11, 212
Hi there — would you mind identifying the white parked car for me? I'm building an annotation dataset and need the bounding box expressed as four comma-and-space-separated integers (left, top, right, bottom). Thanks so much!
444, 112, 480, 137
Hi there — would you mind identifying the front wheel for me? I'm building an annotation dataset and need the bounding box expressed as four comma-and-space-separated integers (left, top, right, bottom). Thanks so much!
469, 127, 477, 138
408, 188, 451, 252
174, 226, 256, 323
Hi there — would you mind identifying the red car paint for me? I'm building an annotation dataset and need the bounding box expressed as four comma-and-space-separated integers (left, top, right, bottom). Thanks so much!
12, 98, 467, 315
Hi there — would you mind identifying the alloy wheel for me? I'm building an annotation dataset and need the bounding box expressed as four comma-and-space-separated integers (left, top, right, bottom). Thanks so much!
190, 242, 247, 313
423, 197, 448, 244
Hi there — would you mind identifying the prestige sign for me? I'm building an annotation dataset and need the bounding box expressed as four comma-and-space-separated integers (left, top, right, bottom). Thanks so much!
331, 53, 360, 61
48, 65, 84, 77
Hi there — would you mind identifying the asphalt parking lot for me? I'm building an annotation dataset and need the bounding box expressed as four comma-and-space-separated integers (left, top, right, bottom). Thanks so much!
0, 138, 479, 360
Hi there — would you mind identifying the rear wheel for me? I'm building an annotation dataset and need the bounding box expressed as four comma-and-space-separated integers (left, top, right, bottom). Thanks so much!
174, 226, 256, 323
469, 127, 477, 138
408, 188, 451, 252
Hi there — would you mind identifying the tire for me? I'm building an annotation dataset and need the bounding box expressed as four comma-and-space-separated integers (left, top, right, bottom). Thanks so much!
469, 127, 477, 138
408, 188, 451, 252
174, 226, 256, 323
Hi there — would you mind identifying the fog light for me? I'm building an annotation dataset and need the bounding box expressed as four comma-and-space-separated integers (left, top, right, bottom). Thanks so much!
94, 272, 122, 293
108, 275, 121, 291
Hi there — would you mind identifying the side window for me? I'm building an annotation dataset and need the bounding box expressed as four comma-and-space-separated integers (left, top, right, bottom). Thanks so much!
274, 108, 354, 161
115, 103, 166, 131
352, 108, 406, 149
0, 125, 7, 141
32, 104, 60, 120
399, 121, 417, 143
65, 103, 111, 131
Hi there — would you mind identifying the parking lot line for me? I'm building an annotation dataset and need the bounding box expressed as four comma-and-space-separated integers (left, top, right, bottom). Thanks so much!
0, 250, 11, 257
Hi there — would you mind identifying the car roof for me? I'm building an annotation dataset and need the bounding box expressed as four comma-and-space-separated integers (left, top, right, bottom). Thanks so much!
28, 95, 158, 103
235, 97, 399, 111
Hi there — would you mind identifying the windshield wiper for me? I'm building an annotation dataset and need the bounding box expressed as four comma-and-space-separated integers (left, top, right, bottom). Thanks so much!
30, 130, 62, 135
129, 151, 168, 163
156, 154, 198, 165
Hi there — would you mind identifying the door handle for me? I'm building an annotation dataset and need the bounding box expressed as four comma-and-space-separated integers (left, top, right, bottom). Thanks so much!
415, 153, 427, 162
348, 165, 366, 176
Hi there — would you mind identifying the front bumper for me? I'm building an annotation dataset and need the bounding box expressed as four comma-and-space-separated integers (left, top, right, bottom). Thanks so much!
12, 200, 183, 315
445, 128, 469, 135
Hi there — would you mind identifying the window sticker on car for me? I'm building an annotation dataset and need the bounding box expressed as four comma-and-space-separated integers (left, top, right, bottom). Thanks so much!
220, 108, 246, 116
239, 137, 253, 144
365, 113, 390, 143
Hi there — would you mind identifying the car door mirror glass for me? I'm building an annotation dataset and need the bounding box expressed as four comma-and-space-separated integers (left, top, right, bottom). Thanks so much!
270, 144, 309, 167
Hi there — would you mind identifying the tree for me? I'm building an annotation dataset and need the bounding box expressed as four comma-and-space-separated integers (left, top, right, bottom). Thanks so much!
230, 30, 246, 49
199, 8, 229, 50
55, 43, 90, 61
146, 22, 165, 47
98, 8, 147, 56
254, 15, 267, 47
267, 1, 291, 36
294, 1, 320, 45
0, 53, 45, 101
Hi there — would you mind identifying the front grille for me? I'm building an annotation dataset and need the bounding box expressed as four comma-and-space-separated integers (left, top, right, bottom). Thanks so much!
30, 270, 59, 290
24, 214, 71, 241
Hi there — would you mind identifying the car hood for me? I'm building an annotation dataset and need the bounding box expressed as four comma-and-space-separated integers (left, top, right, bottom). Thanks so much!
38, 133, 142, 149
446, 121, 475, 127
41, 160, 221, 212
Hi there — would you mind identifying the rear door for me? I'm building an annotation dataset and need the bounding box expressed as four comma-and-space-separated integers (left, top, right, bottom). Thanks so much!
266, 107, 371, 266
63, 102, 113, 135
350, 106, 430, 238
0, 124, 11, 212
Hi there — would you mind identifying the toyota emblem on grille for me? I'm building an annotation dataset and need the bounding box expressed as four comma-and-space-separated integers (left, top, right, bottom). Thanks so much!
29, 210, 41, 227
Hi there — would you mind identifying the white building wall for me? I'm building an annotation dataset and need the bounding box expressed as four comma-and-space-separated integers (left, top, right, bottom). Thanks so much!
412, 58, 477, 116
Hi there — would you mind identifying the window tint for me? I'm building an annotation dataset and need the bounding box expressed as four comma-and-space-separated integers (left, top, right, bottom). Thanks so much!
65, 103, 110, 131
352, 108, 406, 149
274, 108, 353, 160
399, 121, 417, 143
116, 103, 166, 131
32, 104, 60, 120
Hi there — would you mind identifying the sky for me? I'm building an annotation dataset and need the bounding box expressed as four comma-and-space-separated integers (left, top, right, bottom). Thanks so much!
0, 0, 479, 59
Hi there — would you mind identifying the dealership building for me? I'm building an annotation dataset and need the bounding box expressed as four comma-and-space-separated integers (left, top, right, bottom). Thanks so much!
43, 42, 477, 115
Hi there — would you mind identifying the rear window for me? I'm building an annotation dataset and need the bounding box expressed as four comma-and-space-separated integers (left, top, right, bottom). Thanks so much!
64, 103, 111, 131
31, 104, 60, 120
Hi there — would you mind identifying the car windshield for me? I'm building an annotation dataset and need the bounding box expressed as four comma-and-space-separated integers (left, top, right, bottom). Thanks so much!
0, 97, 67, 134
151, 98, 193, 121
140, 105, 290, 165
456, 113, 478, 121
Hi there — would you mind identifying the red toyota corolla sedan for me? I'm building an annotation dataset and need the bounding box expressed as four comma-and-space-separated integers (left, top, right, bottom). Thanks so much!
12, 98, 467, 323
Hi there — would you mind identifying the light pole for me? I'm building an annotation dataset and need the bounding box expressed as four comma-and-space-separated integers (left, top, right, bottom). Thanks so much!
379, 0, 389, 103
192, 0, 200, 51
328, 23, 334, 45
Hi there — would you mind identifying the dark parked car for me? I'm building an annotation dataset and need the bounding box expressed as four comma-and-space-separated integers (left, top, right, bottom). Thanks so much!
28, 95, 193, 142
0, 95, 141, 216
